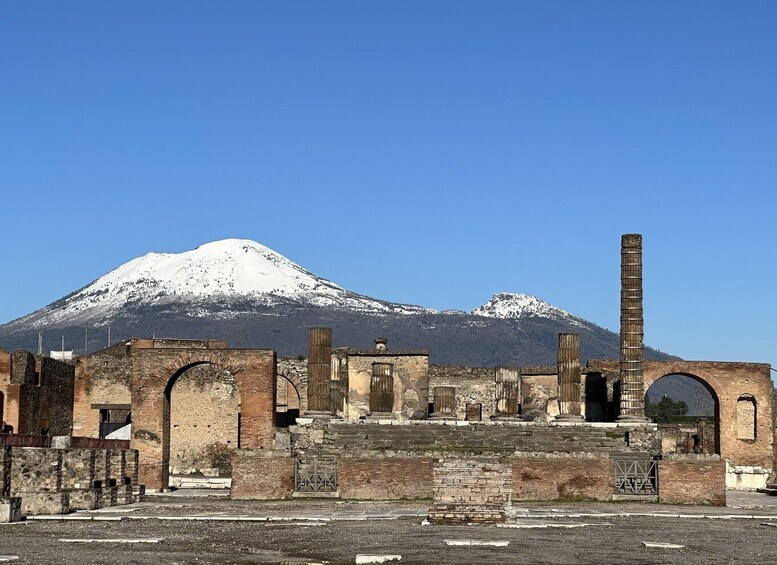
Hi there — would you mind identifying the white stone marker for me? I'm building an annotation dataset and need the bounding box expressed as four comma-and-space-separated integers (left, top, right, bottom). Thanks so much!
642, 542, 685, 549
354, 555, 402, 564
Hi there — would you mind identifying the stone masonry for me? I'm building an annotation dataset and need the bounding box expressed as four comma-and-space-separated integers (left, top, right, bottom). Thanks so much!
428, 458, 512, 524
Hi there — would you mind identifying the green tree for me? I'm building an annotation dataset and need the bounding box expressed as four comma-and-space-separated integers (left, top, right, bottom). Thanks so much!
645, 395, 689, 423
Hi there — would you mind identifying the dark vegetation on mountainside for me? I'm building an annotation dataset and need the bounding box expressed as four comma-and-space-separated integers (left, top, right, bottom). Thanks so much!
0, 301, 675, 368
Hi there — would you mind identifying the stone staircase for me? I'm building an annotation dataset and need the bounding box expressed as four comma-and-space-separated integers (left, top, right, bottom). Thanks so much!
314, 423, 630, 456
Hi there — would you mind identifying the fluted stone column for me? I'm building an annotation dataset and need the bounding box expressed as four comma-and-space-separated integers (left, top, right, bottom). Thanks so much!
556, 333, 583, 420
306, 327, 334, 416
617, 234, 648, 421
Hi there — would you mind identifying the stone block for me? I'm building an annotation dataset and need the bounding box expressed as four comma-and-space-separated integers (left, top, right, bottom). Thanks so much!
66, 488, 103, 511
101, 485, 118, 507
132, 484, 146, 503
0, 497, 21, 522
20, 492, 69, 516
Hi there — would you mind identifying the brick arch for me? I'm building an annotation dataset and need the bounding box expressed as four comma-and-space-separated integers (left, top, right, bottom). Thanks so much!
641, 361, 773, 468
644, 369, 721, 455
129, 344, 276, 490
162, 360, 241, 487
277, 369, 307, 413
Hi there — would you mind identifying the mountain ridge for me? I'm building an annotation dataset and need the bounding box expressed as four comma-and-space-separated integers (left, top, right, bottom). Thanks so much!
0, 239, 676, 367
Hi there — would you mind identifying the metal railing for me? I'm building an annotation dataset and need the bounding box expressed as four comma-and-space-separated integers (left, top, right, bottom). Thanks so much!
295, 456, 337, 492
614, 459, 658, 495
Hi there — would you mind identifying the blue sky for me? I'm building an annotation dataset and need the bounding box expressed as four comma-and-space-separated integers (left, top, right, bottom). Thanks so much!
1, 2, 775, 369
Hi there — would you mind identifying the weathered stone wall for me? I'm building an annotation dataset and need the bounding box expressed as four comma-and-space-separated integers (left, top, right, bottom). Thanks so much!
73, 343, 132, 438
658, 457, 726, 506
513, 455, 614, 501
428, 365, 496, 420
10, 351, 38, 434
589, 360, 774, 468
10, 448, 62, 493
0, 352, 75, 437
37, 357, 75, 436
4, 446, 140, 515
429, 458, 512, 524
520, 372, 557, 421
304, 421, 639, 456
277, 357, 307, 413
60, 448, 96, 489
169, 364, 238, 476
0, 446, 10, 496
0, 350, 17, 432
338, 458, 433, 499
344, 351, 428, 421
130, 341, 276, 490
9, 447, 138, 494
230, 451, 294, 499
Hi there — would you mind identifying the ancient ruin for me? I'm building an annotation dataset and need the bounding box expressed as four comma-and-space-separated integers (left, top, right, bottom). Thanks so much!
0, 233, 774, 522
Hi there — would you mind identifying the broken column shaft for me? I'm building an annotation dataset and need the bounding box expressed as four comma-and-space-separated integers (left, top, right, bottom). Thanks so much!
556, 333, 583, 420
618, 234, 647, 421
306, 327, 333, 415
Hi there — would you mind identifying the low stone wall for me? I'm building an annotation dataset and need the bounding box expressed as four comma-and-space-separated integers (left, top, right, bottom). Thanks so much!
658, 457, 726, 506
338, 458, 433, 500
229, 451, 727, 506
230, 451, 294, 499
513, 456, 614, 501
1, 446, 142, 516
9, 447, 62, 493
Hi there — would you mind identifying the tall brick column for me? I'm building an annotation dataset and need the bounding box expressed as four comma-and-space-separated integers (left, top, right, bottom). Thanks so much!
556, 333, 583, 420
306, 327, 333, 416
617, 234, 648, 421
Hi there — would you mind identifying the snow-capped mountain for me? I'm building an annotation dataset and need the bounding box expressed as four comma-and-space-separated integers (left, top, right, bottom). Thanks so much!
4, 239, 431, 331
0, 239, 675, 366
471, 293, 584, 327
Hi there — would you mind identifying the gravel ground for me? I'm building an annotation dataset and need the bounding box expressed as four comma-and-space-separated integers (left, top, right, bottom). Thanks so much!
1, 493, 777, 564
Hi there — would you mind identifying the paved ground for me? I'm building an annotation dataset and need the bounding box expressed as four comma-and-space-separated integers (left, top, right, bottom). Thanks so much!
2, 491, 777, 564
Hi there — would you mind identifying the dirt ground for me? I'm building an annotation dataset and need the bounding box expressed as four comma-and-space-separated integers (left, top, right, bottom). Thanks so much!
2, 493, 777, 564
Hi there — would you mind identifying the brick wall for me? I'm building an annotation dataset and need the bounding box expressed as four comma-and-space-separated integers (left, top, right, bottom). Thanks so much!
429, 458, 512, 524
169, 364, 238, 476
338, 457, 433, 499
130, 344, 275, 490
513, 456, 614, 501
230, 451, 294, 499
73, 344, 132, 438
658, 457, 726, 506
589, 359, 775, 468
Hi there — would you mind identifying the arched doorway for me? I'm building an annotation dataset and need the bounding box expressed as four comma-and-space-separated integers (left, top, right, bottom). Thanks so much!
644, 373, 720, 455
275, 375, 301, 427
162, 362, 240, 488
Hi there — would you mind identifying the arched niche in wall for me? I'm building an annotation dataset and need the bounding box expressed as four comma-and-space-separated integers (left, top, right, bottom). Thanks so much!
736, 394, 757, 441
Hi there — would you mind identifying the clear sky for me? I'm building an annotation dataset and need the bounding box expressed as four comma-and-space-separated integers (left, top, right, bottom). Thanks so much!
1, 2, 775, 370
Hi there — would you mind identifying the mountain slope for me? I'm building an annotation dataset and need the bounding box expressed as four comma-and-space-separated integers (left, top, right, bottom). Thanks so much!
0, 239, 675, 367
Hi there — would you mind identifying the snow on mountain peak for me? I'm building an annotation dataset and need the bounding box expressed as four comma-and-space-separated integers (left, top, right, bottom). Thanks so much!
16, 238, 431, 329
472, 293, 583, 327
